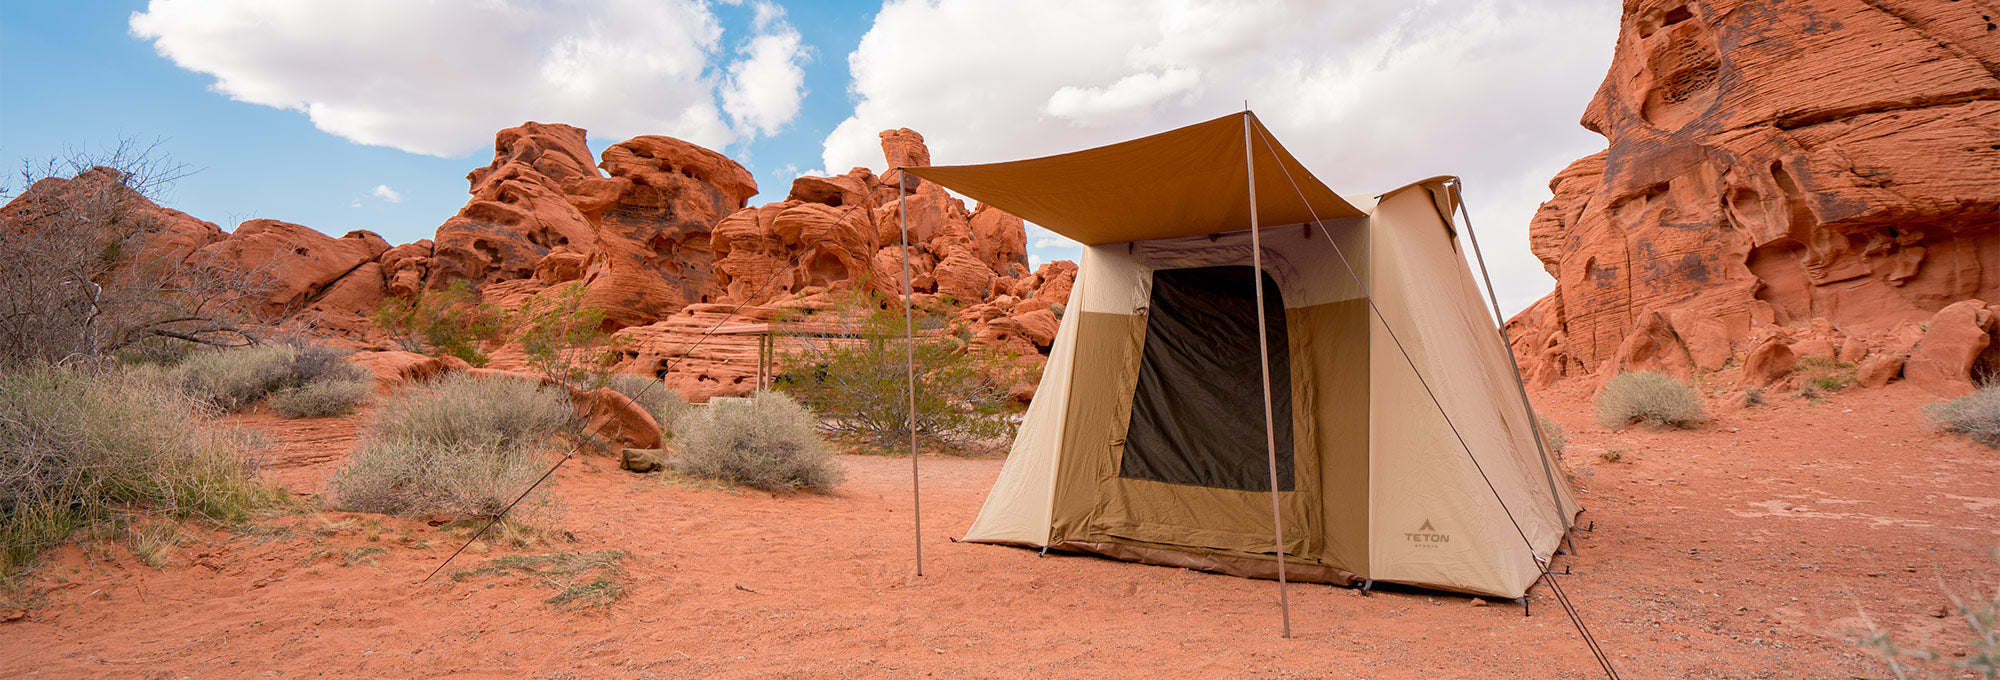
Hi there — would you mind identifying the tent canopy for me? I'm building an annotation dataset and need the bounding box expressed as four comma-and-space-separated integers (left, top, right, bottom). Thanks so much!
903, 112, 1364, 245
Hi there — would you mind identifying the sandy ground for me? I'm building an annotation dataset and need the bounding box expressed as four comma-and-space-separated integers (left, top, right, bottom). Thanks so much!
2, 380, 1996, 679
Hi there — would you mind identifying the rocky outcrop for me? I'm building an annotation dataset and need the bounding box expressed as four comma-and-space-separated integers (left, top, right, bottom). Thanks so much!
1508, 0, 2000, 392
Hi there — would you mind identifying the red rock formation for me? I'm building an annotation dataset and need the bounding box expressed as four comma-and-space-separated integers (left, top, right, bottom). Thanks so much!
1509, 0, 2000, 392
430, 123, 600, 287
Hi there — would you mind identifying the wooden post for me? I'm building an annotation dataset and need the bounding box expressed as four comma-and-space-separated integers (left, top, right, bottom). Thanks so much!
898, 171, 924, 576
1245, 110, 1292, 639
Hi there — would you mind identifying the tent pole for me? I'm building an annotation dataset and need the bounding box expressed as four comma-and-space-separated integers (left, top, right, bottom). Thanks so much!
1447, 179, 1574, 537
899, 171, 923, 577
1244, 111, 1291, 639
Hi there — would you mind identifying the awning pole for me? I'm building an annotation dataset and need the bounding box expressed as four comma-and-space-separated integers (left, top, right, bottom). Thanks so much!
898, 171, 924, 577
1244, 110, 1291, 639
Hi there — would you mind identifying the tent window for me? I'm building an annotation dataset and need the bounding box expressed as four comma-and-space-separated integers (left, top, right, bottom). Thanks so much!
1120, 265, 1294, 492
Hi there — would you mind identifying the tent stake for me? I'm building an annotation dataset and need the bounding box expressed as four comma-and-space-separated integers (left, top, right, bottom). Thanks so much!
1244, 110, 1292, 640
899, 171, 923, 577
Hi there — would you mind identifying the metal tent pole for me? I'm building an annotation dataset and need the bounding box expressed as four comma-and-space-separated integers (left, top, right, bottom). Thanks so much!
1244, 111, 1292, 639
898, 171, 924, 577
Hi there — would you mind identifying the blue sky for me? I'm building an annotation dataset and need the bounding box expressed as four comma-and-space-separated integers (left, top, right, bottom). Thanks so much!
0, 0, 1620, 314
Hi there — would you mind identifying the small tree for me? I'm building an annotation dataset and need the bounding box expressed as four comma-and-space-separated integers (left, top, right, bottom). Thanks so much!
513, 283, 626, 396
778, 292, 1023, 450
372, 281, 505, 366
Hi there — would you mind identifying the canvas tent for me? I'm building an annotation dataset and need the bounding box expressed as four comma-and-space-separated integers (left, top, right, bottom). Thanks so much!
905, 112, 1580, 600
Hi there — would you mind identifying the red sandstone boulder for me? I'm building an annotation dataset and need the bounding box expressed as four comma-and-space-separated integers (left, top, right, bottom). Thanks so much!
191, 219, 385, 318
345, 350, 470, 389
1856, 353, 1906, 389
1904, 300, 1994, 397
431, 122, 600, 287
573, 387, 663, 451
1739, 336, 1797, 387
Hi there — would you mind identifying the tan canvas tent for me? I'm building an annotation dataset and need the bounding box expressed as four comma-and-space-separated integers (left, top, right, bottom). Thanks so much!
905, 112, 1580, 600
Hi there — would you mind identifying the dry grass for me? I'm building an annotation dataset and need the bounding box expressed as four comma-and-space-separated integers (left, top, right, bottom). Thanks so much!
674, 390, 844, 493
1926, 385, 2000, 448
1594, 371, 1704, 430
451, 550, 629, 609
1536, 415, 1568, 457
268, 378, 373, 418
326, 373, 568, 521
0, 364, 272, 584
170, 343, 369, 413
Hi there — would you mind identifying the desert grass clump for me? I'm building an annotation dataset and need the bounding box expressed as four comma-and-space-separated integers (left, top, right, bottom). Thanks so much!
327, 373, 569, 519
1796, 356, 1857, 399
1925, 385, 2000, 448
1535, 415, 1568, 458
452, 550, 629, 609
170, 342, 370, 413
268, 377, 373, 418
1594, 371, 1704, 430
0, 364, 269, 583
608, 374, 691, 437
673, 390, 844, 493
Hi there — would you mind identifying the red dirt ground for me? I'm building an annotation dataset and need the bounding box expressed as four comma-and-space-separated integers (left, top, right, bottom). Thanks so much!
2, 381, 1996, 678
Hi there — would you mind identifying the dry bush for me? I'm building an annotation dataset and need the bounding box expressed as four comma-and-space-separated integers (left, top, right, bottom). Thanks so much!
0, 364, 270, 583
1, 141, 279, 368
1926, 385, 2000, 447
268, 377, 372, 418
1536, 415, 1568, 457
1594, 371, 1704, 429
327, 373, 569, 519
674, 390, 844, 493
608, 374, 690, 437
170, 342, 368, 412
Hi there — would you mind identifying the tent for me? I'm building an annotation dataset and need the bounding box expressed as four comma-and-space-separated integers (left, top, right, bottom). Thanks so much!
904, 112, 1580, 600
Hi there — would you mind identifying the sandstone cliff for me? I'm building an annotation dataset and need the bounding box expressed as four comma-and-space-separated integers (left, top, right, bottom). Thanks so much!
1508, 0, 2000, 396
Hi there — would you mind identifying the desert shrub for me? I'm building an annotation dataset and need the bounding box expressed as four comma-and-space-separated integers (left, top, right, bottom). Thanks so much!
674, 390, 844, 493
1536, 415, 1568, 457
1926, 385, 2000, 447
1796, 356, 1857, 397
171, 342, 368, 412
327, 373, 569, 519
0, 364, 269, 582
268, 378, 373, 418
1594, 371, 1704, 429
778, 294, 1023, 448
514, 283, 625, 394
373, 282, 506, 367
608, 374, 691, 437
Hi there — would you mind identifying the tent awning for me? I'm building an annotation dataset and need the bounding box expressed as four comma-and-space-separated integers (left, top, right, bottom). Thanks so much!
902, 112, 1364, 246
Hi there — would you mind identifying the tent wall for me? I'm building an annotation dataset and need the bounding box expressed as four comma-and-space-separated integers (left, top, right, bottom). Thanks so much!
1364, 182, 1578, 598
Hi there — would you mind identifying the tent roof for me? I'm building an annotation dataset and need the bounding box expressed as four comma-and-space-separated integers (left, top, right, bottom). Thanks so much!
902, 112, 1365, 246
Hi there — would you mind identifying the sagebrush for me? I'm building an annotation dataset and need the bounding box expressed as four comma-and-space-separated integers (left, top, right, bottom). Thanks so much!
1536, 415, 1568, 457
268, 377, 373, 418
1926, 385, 2000, 447
674, 390, 844, 492
0, 364, 270, 583
1594, 371, 1704, 429
608, 374, 691, 437
171, 342, 368, 412
327, 373, 569, 519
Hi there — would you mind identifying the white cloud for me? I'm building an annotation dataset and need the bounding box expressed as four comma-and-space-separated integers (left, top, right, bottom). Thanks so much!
371, 184, 402, 203
826, 0, 1619, 314
131, 0, 809, 157
722, 3, 808, 137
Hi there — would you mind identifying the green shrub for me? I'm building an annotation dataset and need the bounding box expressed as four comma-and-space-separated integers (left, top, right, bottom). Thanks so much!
1535, 415, 1568, 457
674, 390, 844, 493
373, 282, 506, 367
608, 374, 690, 437
514, 283, 625, 394
170, 342, 368, 412
0, 365, 270, 583
268, 378, 373, 418
1926, 385, 2000, 447
778, 294, 1023, 448
1594, 371, 1704, 429
1796, 356, 1856, 397
327, 373, 569, 519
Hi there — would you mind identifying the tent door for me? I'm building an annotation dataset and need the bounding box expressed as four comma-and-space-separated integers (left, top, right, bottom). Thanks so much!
1084, 265, 1319, 557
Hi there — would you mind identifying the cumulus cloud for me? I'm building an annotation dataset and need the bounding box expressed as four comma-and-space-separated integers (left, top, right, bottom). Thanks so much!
130, 0, 809, 157
371, 184, 402, 203
825, 0, 1618, 313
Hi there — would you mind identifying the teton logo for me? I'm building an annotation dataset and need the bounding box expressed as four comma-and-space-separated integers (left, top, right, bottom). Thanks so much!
1404, 519, 1450, 547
